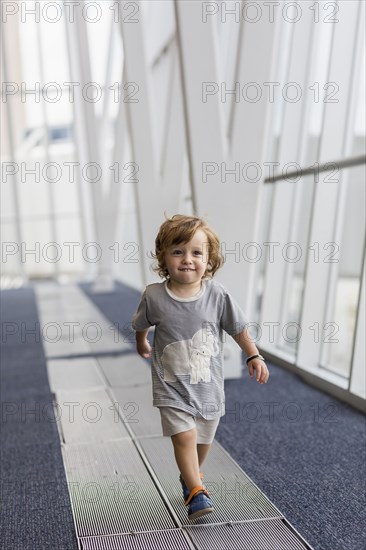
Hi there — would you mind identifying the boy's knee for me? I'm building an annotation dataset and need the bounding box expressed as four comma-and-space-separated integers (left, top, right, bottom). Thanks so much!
171, 428, 197, 445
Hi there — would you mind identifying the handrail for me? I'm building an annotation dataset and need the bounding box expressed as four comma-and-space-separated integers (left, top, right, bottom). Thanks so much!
264, 154, 366, 184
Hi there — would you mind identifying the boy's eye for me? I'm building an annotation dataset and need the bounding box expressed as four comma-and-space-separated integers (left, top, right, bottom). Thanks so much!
170, 248, 203, 256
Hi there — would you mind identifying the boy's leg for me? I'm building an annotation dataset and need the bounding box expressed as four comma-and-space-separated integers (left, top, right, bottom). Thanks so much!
197, 443, 211, 467
171, 429, 202, 491
195, 416, 220, 467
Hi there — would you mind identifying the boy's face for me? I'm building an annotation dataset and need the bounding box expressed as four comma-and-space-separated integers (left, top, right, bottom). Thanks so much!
164, 229, 209, 286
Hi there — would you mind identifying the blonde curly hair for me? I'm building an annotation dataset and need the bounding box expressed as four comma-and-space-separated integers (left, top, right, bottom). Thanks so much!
152, 214, 224, 279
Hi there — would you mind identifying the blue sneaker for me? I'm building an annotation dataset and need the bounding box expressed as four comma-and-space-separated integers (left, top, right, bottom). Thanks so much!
179, 472, 204, 502
185, 486, 213, 521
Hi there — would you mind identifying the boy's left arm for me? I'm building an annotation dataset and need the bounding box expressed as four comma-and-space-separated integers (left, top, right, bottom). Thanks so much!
232, 328, 269, 384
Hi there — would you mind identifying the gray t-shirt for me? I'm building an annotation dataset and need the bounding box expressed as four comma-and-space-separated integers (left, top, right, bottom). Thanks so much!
131, 279, 249, 420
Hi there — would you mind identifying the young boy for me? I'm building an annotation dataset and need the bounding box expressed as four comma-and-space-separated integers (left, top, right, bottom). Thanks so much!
132, 214, 269, 520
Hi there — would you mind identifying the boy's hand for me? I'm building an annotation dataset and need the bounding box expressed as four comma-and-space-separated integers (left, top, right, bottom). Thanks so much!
247, 359, 269, 384
136, 338, 152, 359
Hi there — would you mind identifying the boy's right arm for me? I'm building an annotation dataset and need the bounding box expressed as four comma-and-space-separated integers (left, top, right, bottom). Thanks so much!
135, 330, 152, 359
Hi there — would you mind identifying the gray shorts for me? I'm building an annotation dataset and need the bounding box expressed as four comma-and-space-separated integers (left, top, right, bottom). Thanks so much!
158, 406, 220, 444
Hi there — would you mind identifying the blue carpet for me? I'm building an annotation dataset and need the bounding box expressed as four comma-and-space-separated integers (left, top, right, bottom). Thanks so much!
217, 369, 366, 550
82, 280, 366, 550
1, 287, 78, 550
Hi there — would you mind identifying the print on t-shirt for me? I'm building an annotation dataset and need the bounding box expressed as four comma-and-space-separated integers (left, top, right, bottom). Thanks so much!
161, 327, 220, 384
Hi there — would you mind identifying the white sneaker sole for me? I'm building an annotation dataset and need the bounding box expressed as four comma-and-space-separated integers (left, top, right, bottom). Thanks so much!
188, 506, 214, 521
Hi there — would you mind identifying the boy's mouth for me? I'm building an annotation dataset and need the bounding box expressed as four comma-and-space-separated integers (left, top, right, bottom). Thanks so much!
179, 268, 195, 271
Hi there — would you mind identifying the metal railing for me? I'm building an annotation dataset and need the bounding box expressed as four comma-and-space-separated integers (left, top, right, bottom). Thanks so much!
264, 154, 366, 183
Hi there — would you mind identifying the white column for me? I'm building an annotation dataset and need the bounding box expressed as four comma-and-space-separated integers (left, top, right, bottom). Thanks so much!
121, 1, 168, 285
349, 251, 366, 398
160, 42, 187, 214
297, 1, 361, 374
260, 7, 315, 353
65, 3, 122, 291
1, 20, 27, 282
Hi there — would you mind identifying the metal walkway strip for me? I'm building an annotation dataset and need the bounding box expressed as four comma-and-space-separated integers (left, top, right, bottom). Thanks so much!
48, 357, 105, 391
35, 283, 131, 358
97, 355, 151, 388
185, 519, 310, 549
79, 529, 195, 550
62, 439, 176, 536
55, 389, 130, 443
111, 386, 162, 437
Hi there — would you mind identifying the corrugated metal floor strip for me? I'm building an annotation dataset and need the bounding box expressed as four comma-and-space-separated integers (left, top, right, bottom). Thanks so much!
79, 529, 194, 550
55, 389, 131, 444
62, 439, 176, 536
97, 355, 151, 388
35, 283, 131, 357
111, 386, 162, 437
48, 357, 105, 391
185, 519, 309, 549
